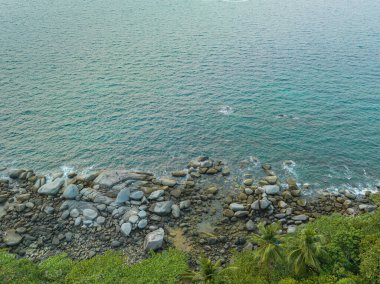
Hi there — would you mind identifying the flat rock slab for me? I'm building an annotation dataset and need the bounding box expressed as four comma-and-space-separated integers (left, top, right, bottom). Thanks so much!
229, 203, 245, 212
159, 178, 177, 187
144, 228, 165, 251
3, 230, 23, 246
94, 170, 152, 188
292, 214, 309, 221
38, 178, 65, 196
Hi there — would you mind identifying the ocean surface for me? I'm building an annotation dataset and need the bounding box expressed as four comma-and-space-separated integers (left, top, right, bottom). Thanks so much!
1, 0, 379, 192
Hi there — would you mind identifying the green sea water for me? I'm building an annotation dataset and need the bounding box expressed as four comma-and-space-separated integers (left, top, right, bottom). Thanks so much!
1, 0, 379, 192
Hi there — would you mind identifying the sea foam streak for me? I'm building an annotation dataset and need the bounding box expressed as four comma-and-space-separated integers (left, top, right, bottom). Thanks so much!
219, 106, 233, 115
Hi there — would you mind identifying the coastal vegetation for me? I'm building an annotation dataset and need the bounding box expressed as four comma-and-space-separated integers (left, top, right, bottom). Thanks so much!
1, 203, 379, 284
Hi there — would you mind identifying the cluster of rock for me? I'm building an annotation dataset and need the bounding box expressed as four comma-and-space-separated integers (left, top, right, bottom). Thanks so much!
221, 164, 377, 235
0, 157, 230, 260
0, 158, 377, 264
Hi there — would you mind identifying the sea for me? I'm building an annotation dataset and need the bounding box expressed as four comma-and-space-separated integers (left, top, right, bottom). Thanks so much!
1, 0, 379, 193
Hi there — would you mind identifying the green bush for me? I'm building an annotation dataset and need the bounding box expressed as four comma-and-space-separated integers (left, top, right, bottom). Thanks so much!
278, 277, 299, 284
359, 234, 380, 284
336, 278, 356, 284
65, 251, 128, 284
122, 249, 188, 284
0, 250, 42, 284
39, 253, 74, 282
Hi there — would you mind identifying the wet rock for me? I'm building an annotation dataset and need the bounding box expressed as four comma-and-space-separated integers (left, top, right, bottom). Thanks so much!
278, 201, 288, 208
96, 216, 106, 225
144, 228, 165, 251
160, 178, 177, 187
222, 167, 230, 176
9, 169, 24, 179
263, 185, 280, 195
38, 178, 65, 196
116, 188, 130, 203
265, 176, 278, 185
172, 171, 187, 177
95, 170, 151, 188
207, 186, 218, 195
62, 184, 79, 199
243, 179, 253, 186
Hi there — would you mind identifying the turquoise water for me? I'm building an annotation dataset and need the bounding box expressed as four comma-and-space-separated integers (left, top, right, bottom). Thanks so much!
1, 0, 379, 191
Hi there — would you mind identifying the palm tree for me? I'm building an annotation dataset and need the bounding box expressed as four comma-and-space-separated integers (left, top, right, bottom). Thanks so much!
251, 222, 284, 268
179, 257, 225, 284
250, 222, 284, 283
287, 228, 326, 275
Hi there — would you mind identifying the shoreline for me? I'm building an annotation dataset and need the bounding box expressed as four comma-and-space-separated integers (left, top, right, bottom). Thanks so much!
0, 156, 378, 264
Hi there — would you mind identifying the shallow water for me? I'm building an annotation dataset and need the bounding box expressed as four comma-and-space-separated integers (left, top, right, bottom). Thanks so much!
1, 0, 379, 192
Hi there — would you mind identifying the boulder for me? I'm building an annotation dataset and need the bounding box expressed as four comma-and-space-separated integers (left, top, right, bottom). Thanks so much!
172, 171, 187, 177
116, 188, 130, 203
246, 220, 256, 231
130, 191, 144, 200
292, 214, 309, 222
83, 208, 98, 220
62, 184, 79, 199
94, 170, 150, 188
243, 179, 253, 186
120, 222, 132, 237
38, 178, 65, 196
265, 176, 278, 185
160, 178, 177, 187
171, 204, 180, 218
3, 230, 22, 246
144, 228, 165, 251
150, 201, 173, 215
263, 185, 280, 195
229, 203, 245, 212
148, 190, 165, 200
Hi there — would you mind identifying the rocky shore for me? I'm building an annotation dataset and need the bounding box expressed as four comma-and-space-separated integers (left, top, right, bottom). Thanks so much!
0, 157, 378, 265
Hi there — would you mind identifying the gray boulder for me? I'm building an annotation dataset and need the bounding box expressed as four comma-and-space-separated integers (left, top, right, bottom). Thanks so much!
94, 170, 151, 188
148, 190, 165, 200
83, 208, 98, 220
229, 203, 245, 212
121, 222, 132, 237
263, 185, 280, 195
3, 230, 22, 246
62, 184, 79, 199
38, 178, 65, 195
116, 188, 130, 203
159, 178, 177, 187
144, 228, 165, 251
130, 191, 144, 200
292, 214, 309, 221
150, 201, 173, 215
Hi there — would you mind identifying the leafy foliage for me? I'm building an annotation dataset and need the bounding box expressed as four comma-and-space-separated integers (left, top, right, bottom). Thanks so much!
287, 228, 326, 275
123, 248, 188, 284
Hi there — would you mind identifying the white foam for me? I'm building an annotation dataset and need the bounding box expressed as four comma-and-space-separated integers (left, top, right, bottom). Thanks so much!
60, 165, 75, 177
282, 160, 298, 179
219, 106, 233, 115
